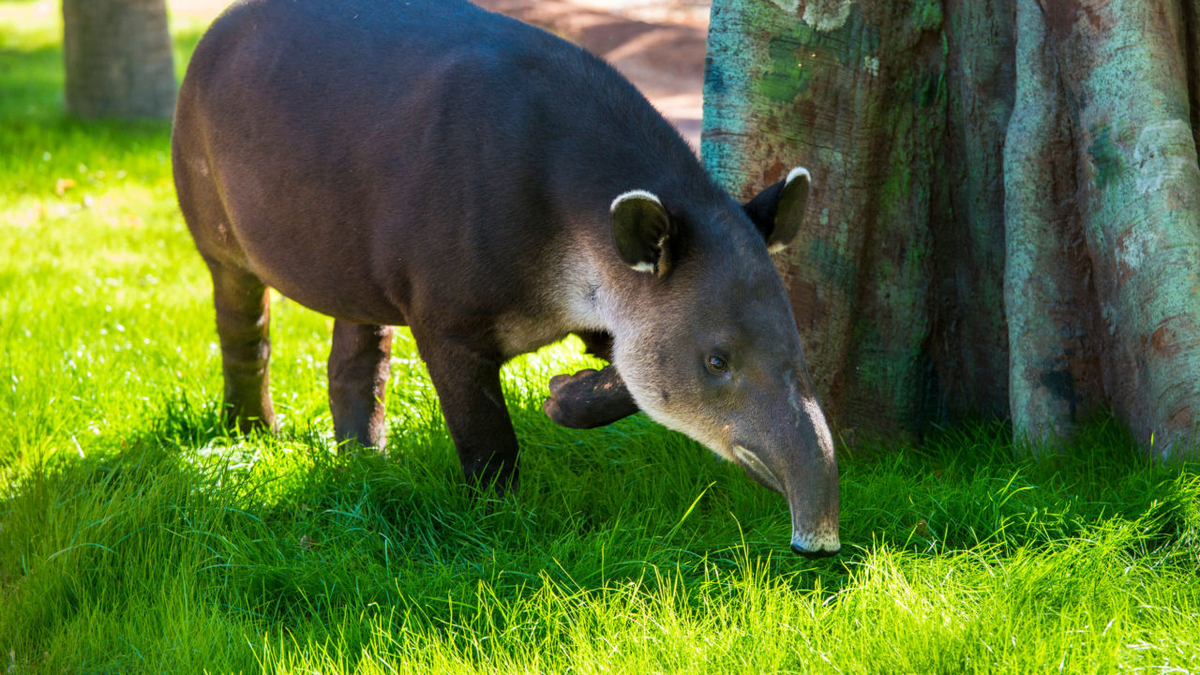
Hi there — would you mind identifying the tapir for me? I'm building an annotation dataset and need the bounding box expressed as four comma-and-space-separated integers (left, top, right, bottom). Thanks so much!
171, 0, 839, 557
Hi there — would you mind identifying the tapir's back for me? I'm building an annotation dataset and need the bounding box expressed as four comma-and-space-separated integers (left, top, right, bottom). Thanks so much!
173, 0, 700, 327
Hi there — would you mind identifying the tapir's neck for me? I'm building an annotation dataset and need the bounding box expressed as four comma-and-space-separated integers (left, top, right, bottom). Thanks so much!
519, 49, 733, 339
552, 195, 725, 342
551, 239, 626, 336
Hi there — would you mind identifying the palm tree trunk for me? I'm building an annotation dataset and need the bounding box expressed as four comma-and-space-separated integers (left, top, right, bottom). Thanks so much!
62, 0, 175, 121
703, 0, 1200, 458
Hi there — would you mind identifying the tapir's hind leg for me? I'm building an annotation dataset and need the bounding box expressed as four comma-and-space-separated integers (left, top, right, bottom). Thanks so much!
418, 340, 519, 491
329, 321, 393, 450
207, 260, 276, 434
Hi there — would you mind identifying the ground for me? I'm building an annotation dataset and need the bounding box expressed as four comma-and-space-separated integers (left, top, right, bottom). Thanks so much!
472, 0, 709, 149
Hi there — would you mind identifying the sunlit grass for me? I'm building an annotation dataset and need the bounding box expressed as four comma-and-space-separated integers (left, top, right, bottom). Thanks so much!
2, 2, 1199, 673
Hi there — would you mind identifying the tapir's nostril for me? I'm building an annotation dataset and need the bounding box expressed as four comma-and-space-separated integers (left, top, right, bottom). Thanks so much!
791, 542, 840, 559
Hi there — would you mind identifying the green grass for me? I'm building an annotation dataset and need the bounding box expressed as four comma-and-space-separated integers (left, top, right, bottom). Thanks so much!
2, 2, 1199, 673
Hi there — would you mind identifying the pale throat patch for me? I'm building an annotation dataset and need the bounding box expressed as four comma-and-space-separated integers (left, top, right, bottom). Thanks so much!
621, 377, 736, 462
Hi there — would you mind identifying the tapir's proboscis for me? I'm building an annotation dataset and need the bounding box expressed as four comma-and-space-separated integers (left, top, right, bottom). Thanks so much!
172, 0, 840, 557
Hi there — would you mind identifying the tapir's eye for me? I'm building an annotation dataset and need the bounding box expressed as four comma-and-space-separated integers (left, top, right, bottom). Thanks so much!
706, 354, 729, 374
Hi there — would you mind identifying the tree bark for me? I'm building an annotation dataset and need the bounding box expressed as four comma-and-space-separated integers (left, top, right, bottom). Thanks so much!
63, 0, 176, 121
703, 0, 1200, 459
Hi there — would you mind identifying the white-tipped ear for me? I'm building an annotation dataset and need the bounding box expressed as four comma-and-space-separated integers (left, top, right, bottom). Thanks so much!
744, 166, 811, 253
785, 166, 811, 187
610, 189, 662, 212
611, 190, 672, 276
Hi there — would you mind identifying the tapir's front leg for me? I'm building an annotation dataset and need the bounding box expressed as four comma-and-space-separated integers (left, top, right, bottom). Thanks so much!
543, 366, 639, 429
543, 330, 641, 429
419, 339, 520, 491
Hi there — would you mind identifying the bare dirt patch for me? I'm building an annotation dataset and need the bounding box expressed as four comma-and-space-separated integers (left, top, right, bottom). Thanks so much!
473, 0, 710, 150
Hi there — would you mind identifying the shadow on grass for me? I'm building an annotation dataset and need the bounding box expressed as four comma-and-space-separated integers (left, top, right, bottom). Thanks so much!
3, 385, 1198, 675
0, 41, 61, 118
838, 416, 1200, 563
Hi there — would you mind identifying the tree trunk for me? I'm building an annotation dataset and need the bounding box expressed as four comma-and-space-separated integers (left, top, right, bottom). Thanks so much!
63, 0, 176, 121
703, 0, 1200, 459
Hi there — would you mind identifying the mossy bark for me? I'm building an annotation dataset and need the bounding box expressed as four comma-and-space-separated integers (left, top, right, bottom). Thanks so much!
704, 0, 1200, 458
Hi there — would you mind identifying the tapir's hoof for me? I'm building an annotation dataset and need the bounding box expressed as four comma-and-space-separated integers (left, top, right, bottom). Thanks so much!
224, 406, 277, 436
548, 370, 597, 397
464, 459, 518, 498
543, 365, 640, 429
791, 543, 840, 559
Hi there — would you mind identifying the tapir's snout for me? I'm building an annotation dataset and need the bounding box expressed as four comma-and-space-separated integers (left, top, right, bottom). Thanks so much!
730, 370, 840, 559
785, 462, 841, 558
792, 540, 840, 559
791, 528, 841, 558
732, 430, 840, 558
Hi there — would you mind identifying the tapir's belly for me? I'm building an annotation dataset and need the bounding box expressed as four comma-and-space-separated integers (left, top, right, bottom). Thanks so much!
243, 251, 408, 329
206, 166, 412, 326
206, 147, 582, 358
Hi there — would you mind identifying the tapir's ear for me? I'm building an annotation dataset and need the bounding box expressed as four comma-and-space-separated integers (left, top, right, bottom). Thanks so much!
743, 167, 811, 254
611, 190, 672, 276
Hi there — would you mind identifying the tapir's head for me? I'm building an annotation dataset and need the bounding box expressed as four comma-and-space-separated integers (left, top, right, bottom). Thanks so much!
605, 168, 839, 558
